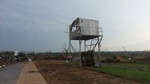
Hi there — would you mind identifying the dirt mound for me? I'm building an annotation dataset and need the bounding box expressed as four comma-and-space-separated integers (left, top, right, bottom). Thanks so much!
137, 56, 150, 61
35, 60, 142, 84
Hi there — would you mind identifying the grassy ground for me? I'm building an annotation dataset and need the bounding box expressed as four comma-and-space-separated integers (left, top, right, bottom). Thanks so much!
90, 63, 150, 83
111, 63, 150, 69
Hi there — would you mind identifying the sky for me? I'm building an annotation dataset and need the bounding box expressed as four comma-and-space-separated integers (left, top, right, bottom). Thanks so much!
0, 0, 150, 52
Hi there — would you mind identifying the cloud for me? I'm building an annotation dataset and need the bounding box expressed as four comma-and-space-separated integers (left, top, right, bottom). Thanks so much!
0, 0, 150, 52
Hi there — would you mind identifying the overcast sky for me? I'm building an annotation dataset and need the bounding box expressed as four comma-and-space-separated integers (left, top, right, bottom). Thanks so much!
0, 0, 150, 52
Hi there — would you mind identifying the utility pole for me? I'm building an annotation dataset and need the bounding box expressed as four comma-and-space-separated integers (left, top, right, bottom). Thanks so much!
123, 46, 126, 52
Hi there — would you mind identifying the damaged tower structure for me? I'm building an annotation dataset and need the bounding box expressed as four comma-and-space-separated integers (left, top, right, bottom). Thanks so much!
69, 17, 103, 66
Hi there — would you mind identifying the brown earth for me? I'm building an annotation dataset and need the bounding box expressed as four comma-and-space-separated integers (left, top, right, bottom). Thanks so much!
137, 56, 150, 62
35, 60, 142, 84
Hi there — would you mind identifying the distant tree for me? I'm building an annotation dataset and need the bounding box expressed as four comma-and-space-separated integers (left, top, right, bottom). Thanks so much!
63, 43, 69, 56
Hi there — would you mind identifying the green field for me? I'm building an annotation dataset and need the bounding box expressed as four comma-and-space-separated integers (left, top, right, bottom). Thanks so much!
91, 63, 150, 83
111, 63, 150, 69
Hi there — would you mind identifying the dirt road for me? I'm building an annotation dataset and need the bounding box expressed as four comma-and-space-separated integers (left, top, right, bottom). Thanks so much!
16, 62, 47, 84
35, 60, 142, 84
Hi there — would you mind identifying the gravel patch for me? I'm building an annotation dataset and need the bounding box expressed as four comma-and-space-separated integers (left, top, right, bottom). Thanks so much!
0, 62, 25, 84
